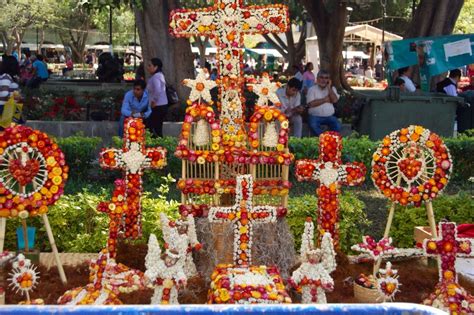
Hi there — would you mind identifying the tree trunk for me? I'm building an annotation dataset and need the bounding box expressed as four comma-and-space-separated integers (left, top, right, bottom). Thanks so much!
404, 0, 464, 90
263, 22, 306, 73
134, 0, 195, 100
404, 0, 464, 38
300, 0, 350, 90
39, 28, 45, 51
194, 36, 209, 69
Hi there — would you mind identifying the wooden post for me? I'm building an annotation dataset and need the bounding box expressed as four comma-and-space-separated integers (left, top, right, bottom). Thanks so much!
0, 218, 6, 253
19, 185, 29, 252
425, 201, 438, 238
42, 214, 67, 284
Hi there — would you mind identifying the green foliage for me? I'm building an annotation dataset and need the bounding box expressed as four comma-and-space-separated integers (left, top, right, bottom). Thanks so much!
286, 192, 370, 253
391, 193, 474, 248
56, 134, 102, 179
454, 1, 474, 34
3, 176, 179, 253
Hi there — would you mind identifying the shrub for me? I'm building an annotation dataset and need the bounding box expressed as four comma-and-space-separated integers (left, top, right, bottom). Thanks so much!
56, 134, 102, 179
391, 193, 474, 248
286, 192, 370, 253
3, 176, 179, 253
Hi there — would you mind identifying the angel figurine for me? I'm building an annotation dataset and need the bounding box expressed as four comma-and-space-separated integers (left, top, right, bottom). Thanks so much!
145, 233, 188, 304
289, 218, 337, 303
160, 213, 201, 278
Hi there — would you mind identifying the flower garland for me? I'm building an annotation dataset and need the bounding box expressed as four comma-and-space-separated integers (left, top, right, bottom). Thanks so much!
371, 125, 452, 206
209, 174, 277, 266
0, 125, 68, 218
179, 203, 288, 218
295, 131, 366, 247
58, 284, 122, 305
8, 254, 40, 303
249, 106, 289, 151
177, 178, 291, 196
208, 264, 291, 304
145, 234, 188, 304
422, 222, 473, 313
99, 118, 167, 239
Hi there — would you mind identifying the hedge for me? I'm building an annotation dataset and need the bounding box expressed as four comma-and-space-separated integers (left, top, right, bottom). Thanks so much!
59, 133, 474, 186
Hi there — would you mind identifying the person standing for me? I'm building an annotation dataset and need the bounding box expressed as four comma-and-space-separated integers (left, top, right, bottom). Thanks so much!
0, 56, 20, 117
119, 80, 151, 137
302, 62, 315, 94
306, 70, 341, 136
276, 78, 304, 138
374, 60, 383, 80
146, 58, 168, 137
397, 66, 416, 92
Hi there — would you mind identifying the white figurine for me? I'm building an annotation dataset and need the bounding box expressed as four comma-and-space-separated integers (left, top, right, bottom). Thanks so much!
145, 233, 187, 304
160, 213, 201, 278
289, 219, 336, 303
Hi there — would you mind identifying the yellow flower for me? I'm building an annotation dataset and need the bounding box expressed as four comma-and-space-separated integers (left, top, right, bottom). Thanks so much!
163, 279, 174, 289
276, 144, 284, 152
414, 125, 424, 135
264, 111, 273, 121
280, 121, 289, 129
251, 291, 262, 299
218, 289, 230, 302
46, 156, 57, 166
197, 156, 206, 164
52, 176, 62, 185
52, 167, 62, 176
50, 185, 59, 194
239, 226, 248, 234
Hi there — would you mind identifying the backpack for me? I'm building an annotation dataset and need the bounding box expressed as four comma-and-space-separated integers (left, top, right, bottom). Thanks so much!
166, 85, 179, 104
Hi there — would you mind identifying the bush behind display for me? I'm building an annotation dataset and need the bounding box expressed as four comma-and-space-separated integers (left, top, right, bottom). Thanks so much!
59, 133, 474, 185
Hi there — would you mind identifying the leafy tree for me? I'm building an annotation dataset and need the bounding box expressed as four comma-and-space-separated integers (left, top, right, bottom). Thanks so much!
454, 0, 474, 34
92, 5, 136, 47
0, 0, 56, 55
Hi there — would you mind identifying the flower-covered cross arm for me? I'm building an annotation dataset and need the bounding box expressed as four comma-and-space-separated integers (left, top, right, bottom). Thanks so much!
341, 162, 367, 186
351, 236, 397, 260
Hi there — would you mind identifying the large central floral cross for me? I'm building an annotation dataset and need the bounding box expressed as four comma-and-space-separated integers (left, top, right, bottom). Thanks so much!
209, 174, 277, 265
295, 132, 366, 247
170, 0, 289, 148
99, 118, 167, 240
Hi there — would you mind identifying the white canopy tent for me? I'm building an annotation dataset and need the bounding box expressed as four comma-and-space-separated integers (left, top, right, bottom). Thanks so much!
305, 24, 402, 72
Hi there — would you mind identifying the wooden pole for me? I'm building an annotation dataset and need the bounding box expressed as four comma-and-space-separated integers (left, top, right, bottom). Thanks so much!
41, 214, 67, 284
425, 201, 438, 238
0, 218, 6, 253
21, 219, 29, 253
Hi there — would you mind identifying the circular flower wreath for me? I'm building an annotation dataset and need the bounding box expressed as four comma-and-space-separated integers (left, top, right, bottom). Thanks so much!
371, 126, 452, 207
249, 106, 289, 152
0, 125, 68, 218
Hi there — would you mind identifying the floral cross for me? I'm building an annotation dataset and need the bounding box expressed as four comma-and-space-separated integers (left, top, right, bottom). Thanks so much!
209, 174, 277, 265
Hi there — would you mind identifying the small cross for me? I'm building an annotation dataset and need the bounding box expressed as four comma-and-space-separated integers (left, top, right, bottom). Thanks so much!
170, 0, 289, 144
209, 174, 276, 265
423, 221, 472, 283
295, 132, 366, 247
99, 118, 167, 239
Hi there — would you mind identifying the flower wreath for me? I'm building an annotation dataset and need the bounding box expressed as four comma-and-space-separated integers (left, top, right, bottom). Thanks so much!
175, 103, 222, 164
0, 125, 68, 218
371, 126, 452, 206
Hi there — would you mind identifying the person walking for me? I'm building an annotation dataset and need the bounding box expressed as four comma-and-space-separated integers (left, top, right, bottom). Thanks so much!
306, 70, 341, 136
146, 58, 168, 137
302, 62, 315, 94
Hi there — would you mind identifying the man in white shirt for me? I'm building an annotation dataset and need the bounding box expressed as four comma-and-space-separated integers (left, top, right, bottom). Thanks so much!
276, 78, 304, 138
436, 69, 461, 96
306, 70, 341, 136
398, 66, 417, 92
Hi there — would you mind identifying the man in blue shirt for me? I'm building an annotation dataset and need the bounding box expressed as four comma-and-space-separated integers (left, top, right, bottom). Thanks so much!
27, 55, 49, 88
119, 80, 151, 136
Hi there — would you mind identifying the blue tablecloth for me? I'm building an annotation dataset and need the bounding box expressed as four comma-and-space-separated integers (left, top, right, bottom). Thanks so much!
0, 303, 447, 315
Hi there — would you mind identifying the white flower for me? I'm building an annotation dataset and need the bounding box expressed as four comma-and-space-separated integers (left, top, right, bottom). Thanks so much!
183, 71, 217, 103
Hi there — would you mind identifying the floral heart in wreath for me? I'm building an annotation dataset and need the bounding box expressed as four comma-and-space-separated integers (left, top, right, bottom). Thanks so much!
8, 158, 41, 187
397, 157, 424, 183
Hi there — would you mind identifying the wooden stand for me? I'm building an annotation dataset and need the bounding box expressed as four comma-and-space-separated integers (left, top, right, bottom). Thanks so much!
0, 215, 67, 284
